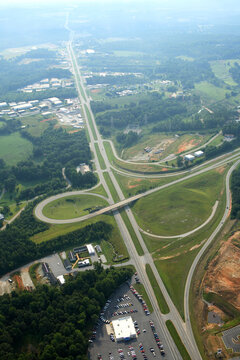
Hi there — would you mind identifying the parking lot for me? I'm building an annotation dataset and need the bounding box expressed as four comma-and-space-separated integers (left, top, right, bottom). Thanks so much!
222, 324, 240, 353
89, 278, 170, 360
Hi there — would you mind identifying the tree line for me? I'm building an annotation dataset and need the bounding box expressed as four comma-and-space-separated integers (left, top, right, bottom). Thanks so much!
0, 200, 112, 275
231, 166, 240, 219
0, 127, 97, 200
0, 266, 133, 360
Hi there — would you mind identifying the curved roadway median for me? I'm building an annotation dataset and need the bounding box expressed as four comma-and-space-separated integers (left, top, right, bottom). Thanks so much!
139, 201, 219, 239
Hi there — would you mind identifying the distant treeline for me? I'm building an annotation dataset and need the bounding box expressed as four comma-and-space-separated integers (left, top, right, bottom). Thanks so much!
0, 49, 72, 95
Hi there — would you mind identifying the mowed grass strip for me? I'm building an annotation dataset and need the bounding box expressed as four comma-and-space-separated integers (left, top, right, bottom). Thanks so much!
120, 209, 144, 256
0, 132, 33, 165
166, 320, 191, 360
95, 143, 106, 170
84, 105, 97, 140
42, 194, 108, 220
132, 169, 224, 236
103, 172, 120, 202
145, 264, 169, 314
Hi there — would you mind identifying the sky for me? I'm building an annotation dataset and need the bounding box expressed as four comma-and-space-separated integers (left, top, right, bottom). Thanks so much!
0, 0, 239, 7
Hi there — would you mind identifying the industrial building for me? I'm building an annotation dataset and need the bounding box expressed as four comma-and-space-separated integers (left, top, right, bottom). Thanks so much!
194, 150, 204, 157
78, 259, 90, 268
112, 316, 137, 342
63, 259, 72, 271
86, 244, 95, 255
184, 154, 195, 161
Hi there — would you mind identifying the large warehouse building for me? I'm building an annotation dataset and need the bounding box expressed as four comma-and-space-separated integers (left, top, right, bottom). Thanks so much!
112, 316, 136, 342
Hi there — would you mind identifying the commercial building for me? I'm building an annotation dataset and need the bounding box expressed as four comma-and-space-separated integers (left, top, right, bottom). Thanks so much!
63, 259, 72, 271
194, 150, 204, 157
112, 316, 136, 342
86, 244, 95, 255
184, 154, 195, 161
78, 259, 90, 268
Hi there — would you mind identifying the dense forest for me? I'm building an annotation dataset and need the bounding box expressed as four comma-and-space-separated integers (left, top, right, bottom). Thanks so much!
0, 127, 97, 200
0, 266, 133, 360
0, 200, 111, 275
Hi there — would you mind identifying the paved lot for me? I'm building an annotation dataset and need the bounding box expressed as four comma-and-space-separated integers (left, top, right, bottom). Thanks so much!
89, 279, 170, 360
222, 325, 240, 353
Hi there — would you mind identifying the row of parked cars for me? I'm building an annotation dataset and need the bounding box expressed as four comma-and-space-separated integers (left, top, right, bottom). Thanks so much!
149, 320, 165, 356
130, 286, 150, 316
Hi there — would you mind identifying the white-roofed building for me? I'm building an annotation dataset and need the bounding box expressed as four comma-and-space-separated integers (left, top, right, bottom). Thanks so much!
57, 275, 65, 285
194, 150, 204, 157
112, 316, 136, 342
184, 154, 195, 161
86, 244, 95, 255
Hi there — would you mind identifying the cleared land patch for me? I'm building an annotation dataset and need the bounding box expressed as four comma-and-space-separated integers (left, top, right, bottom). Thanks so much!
42, 194, 108, 220
0, 132, 33, 165
132, 169, 224, 236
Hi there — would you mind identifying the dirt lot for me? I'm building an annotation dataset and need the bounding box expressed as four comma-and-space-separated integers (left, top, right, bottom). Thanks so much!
194, 228, 240, 359
204, 231, 240, 310
177, 138, 201, 153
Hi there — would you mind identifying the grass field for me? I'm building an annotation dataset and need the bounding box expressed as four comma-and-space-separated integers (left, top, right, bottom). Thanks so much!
21, 114, 54, 137
210, 59, 240, 86
166, 320, 191, 360
42, 194, 108, 220
86, 184, 108, 197
0, 132, 33, 165
31, 213, 129, 264
145, 264, 170, 314
132, 169, 225, 236
95, 143, 106, 170
195, 81, 230, 102
113, 170, 183, 198
103, 172, 120, 202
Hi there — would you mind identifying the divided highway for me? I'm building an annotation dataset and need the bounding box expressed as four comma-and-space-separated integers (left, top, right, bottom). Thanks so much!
34, 31, 240, 360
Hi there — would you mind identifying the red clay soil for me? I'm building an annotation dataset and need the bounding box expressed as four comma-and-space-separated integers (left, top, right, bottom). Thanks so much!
204, 231, 240, 310
177, 139, 200, 153
13, 275, 24, 291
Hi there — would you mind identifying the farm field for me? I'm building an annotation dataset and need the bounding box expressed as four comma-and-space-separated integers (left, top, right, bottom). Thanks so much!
132, 167, 226, 236
42, 194, 108, 220
0, 132, 33, 165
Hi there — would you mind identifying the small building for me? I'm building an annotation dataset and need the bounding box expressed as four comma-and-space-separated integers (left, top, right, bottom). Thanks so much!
42, 262, 50, 276
95, 245, 102, 253
86, 244, 95, 256
63, 259, 72, 271
57, 275, 65, 285
68, 251, 76, 263
48, 272, 58, 285
112, 316, 136, 342
0, 213, 5, 221
184, 154, 195, 161
73, 245, 87, 254
78, 259, 90, 268
194, 150, 204, 157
